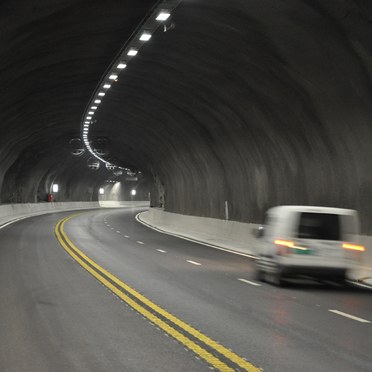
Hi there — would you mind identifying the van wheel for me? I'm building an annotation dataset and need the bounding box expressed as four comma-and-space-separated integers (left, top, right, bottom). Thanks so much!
256, 267, 265, 282
269, 265, 284, 287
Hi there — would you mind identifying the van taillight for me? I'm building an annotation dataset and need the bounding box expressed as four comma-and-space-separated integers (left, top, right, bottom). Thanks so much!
274, 240, 294, 255
342, 243, 365, 252
274, 240, 311, 255
274, 240, 295, 248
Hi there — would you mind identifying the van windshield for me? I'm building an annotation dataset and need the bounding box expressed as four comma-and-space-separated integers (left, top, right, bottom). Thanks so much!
296, 213, 340, 240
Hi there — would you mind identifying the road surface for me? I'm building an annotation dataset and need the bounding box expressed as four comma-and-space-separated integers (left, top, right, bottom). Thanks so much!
0, 208, 371, 371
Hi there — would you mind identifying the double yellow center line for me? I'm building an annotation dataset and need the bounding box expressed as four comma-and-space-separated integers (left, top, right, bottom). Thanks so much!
55, 214, 261, 372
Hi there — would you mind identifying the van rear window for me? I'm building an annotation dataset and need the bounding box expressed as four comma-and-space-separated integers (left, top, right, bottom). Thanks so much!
297, 213, 340, 240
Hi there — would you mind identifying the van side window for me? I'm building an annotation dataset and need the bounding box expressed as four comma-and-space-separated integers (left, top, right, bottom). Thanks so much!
297, 213, 340, 240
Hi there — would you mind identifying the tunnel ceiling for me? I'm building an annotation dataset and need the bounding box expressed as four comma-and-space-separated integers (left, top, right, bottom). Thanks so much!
1, 0, 372, 232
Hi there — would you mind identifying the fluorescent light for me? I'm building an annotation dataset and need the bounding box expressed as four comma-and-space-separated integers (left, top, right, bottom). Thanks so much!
84, 121, 90, 124
103, 84, 111, 89
84, 124, 89, 128
127, 49, 138, 56
91, 106, 97, 110
99, 188, 104, 195
156, 11, 170, 21
98, 92, 105, 96
109, 74, 118, 80
94, 100, 101, 104
140, 32, 152, 41
131, 189, 136, 196
117, 62, 127, 69
88, 111, 94, 115
52, 184, 59, 193
86, 116, 92, 119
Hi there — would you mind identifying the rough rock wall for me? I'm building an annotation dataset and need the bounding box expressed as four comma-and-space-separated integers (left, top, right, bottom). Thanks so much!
94, 0, 372, 233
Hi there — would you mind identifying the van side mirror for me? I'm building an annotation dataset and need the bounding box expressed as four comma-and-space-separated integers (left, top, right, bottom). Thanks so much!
253, 226, 264, 238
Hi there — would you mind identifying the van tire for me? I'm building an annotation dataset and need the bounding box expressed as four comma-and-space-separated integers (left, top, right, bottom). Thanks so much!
256, 267, 265, 282
269, 264, 284, 287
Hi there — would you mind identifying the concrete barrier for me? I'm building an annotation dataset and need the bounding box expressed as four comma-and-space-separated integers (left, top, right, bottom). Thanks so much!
0, 202, 101, 226
99, 201, 150, 208
139, 208, 259, 256
0, 201, 150, 228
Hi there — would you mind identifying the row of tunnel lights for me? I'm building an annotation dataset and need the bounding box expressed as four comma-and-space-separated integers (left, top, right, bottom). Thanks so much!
81, 9, 173, 165
51, 184, 136, 196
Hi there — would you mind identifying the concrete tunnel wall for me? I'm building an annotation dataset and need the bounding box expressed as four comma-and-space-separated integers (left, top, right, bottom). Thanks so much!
0, 1, 372, 234
93, 0, 372, 233
0, 0, 156, 205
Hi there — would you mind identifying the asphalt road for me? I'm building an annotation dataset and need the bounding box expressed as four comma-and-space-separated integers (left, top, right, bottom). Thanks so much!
0, 207, 371, 371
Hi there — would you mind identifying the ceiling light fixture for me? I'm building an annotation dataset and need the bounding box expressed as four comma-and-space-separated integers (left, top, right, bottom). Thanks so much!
156, 11, 170, 21
81, 1, 181, 169
140, 32, 152, 41
127, 49, 138, 56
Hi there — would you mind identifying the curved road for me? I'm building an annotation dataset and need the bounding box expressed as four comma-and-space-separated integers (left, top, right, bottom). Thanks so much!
0, 208, 371, 371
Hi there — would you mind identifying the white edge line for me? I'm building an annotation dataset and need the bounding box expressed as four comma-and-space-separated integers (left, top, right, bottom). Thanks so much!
135, 212, 256, 259
156, 249, 167, 253
0, 208, 101, 232
187, 260, 202, 266
328, 310, 371, 323
352, 281, 372, 290
0, 216, 29, 230
136, 241, 145, 245
238, 278, 262, 287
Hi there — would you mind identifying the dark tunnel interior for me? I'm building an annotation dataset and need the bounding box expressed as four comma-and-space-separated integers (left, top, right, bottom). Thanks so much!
1, 0, 372, 233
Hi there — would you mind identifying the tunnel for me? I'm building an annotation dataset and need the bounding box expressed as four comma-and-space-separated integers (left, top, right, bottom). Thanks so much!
1, 2, 372, 371
1, 0, 372, 232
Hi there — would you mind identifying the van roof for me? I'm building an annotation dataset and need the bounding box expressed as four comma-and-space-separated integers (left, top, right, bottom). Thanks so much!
267, 205, 357, 216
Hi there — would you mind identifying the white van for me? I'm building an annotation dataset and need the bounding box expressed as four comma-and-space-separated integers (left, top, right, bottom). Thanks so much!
254, 205, 364, 286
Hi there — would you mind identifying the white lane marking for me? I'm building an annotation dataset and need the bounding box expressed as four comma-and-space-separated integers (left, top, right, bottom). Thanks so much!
328, 310, 371, 323
116, 231, 121, 233
238, 278, 262, 287
136, 241, 145, 245
110, 228, 114, 230
186, 260, 202, 266
156, 249, 167, 253
124, 235, 130, 238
